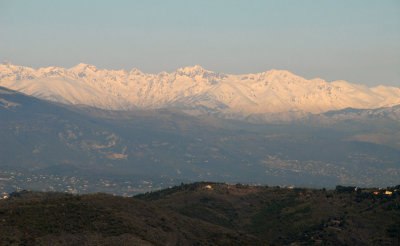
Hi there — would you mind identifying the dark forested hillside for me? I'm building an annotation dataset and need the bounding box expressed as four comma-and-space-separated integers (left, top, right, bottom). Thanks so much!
0, 183, 399, 245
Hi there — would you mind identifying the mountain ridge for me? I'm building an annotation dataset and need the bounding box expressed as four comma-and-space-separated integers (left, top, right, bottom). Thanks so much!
1, 63, 399, 121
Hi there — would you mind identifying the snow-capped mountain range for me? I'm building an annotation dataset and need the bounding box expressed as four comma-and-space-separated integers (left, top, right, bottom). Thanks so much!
1, 62, 399, 120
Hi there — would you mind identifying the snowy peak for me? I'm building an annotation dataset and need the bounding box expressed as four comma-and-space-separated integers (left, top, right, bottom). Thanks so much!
264, 69, 298, 78
129, 68, 144, 76
176, 65, 208, 76
175, 65, 226, 82
0, 63, 399, 121
71, 63, 98, 72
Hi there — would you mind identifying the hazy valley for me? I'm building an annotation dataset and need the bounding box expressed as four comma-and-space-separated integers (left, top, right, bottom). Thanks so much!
1, 84, 399, 196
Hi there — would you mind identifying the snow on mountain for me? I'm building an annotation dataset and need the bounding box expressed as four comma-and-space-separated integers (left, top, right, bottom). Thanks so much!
0, 62, 399, 120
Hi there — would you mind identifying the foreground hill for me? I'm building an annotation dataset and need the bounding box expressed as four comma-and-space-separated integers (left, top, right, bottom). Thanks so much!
1, 62, 399, 121
0, 183, 399, 245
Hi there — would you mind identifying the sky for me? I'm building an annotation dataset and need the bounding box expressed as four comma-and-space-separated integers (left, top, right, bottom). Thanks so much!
0, 0, 399, 87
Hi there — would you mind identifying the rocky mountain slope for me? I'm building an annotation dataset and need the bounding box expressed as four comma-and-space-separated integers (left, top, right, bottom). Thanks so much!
1, 63, 399, 121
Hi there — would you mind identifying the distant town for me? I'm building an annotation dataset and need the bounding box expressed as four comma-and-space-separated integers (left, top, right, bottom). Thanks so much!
0, 169, 186, 198
1, 169, 398, 200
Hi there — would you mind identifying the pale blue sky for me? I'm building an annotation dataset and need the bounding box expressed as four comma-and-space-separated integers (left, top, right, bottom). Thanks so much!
0, 0, 399, 86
